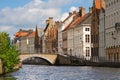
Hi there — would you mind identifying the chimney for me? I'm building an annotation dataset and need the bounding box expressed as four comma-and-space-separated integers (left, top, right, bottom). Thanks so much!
55, 21, 60, 27
73, 11, 77, 14
19, 29, 22, 31
49, 17, 53, 25
69, 12, 72, 16
49, 17, 53, 20
79, 7, 86, 17
46, 20, 49, 25
89, 7, 92, 13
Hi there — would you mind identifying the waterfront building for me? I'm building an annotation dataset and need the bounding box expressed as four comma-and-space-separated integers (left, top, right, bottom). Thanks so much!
14, 29, 34, 53
28, 32, 35, 53
104, 0, 120, 61
34, 26, 44, 53
91, 0, 104, 59
52, 21, 59, 53
58, 12, 76, 55
99, 0, 106, 60
44, 17, 53, 53
62, 7, 92, 60
43, 17, 58, 53
61, 9, 83, 56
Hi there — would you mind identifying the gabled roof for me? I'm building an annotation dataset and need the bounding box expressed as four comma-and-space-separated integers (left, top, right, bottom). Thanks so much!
44, 23, 49, 32
62, 13, 90, 31
15, 31, 28, 38
37, 28, 44, 37
35, 26, 44, 37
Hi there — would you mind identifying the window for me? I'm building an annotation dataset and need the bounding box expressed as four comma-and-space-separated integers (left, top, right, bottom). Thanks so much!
85, 35, 90, 43
85, 28, 89, 31
86, 47, 90, 57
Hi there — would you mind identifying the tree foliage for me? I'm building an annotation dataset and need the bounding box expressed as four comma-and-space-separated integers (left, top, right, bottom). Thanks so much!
0, 32, 19, 73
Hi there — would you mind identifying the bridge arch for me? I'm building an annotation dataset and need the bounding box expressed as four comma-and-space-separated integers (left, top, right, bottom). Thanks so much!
19, 54, 58, 65
22, 57, 52, 65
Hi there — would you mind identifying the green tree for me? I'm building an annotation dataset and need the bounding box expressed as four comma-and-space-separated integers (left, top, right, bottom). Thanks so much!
0, 32, 19, 73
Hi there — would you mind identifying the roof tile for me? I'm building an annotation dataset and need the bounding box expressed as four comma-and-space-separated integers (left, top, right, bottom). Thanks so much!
62, 13, 90, 31
29, 32, 35, 38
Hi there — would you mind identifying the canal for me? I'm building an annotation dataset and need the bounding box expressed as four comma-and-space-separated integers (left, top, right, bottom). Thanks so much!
1, 65, 120, 80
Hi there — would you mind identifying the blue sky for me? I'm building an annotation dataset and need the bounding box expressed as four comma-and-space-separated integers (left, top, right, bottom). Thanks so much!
0, 0, 93, 38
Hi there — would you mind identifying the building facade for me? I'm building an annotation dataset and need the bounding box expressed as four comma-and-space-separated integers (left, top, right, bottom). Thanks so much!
58, 12, 76, 55
99, 0, 106, 60
14, 29, 35, 54
62, 7, 92, 60
35, 26, 44, 53
91, 0, 103, 59
44, 17, 58, 53
28, 32, 35, 53
104, 0, 120, 61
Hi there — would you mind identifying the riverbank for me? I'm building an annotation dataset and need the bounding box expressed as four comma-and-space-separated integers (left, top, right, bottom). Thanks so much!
55, 55, 120, 67
61, 60, 120, 68
84, 61, 120, 68
0, 61, 22, 76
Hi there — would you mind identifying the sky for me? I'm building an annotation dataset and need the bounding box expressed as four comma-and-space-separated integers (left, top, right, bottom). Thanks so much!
0, 0, 93, 38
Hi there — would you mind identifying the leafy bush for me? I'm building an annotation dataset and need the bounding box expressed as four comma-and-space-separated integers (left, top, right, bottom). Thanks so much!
0, 32, 19, 73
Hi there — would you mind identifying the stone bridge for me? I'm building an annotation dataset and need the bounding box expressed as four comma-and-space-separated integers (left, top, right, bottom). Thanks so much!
19, 53, 58, 65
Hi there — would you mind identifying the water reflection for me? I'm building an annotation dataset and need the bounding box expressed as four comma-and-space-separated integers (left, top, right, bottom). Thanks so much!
1, 65, 120, 80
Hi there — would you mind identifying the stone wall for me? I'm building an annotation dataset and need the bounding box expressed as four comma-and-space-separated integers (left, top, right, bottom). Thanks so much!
55, 55, 71, 65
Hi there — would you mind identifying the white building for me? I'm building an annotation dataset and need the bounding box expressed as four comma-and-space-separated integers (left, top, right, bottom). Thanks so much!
20, 31, 35, 53
20, 37, 28, 53
63, 7, 92, 60
58, 12, 76, 55
77, 24, 91, 60
14, 29, 35, 54
28, 32, 35, 53
67, 24, 91, 60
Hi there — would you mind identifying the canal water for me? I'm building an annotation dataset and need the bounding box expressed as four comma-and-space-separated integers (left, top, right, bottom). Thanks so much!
1, 65, 120, 80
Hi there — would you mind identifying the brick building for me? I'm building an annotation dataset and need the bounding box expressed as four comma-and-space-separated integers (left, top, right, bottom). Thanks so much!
91, 0, 103, 59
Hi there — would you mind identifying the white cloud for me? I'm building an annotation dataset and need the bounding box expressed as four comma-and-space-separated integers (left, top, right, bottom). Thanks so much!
0, 26, 13, 31
0, 0, 93, 37
60, 6, 78, 21
70, 6, 77, 12
0, 0, 62, 29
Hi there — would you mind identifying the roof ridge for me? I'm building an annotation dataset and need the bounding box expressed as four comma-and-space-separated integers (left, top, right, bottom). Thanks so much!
62, 13, 90, 31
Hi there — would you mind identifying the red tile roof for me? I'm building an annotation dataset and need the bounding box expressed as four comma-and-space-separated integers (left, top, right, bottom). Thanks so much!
29, 32, 35, 38
15, 32, 28, 37
62, 13, 90, 31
